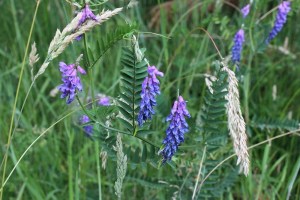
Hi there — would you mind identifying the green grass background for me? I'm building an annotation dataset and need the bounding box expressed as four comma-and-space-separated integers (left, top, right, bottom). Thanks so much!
1, 0, 300, 199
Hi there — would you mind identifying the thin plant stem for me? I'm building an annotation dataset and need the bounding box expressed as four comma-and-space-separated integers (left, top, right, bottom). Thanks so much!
256, 4, 280, 25
0, 1, 40, 199
95, 142, 102, 200
162, 27, 223, 87
192, 145, 207, 200
75, 96, 160, 148
83, 34, 96, 108
0, 106, 77, 192
196, 129, 300, 196
68, 126, 74, 200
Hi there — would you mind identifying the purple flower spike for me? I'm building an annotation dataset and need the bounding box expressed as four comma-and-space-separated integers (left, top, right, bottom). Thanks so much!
78, 4, 97, 26
58, 62, 86, 104
98, 96, 110, 106
138, 66, 164, 126
80, 115, 93, 137
241, 4, 250, 18
231, 29, 245, 65
266, 1, 291, 43
160, 96, 191, 162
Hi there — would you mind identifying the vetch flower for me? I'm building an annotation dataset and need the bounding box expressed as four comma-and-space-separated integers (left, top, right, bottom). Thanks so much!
241, 4, 250, 18
160, 96, 191, 162
80, 115, 93, 137
231, 29, 245, 65
98, 96, 110, 106
138, 66, 164, 126
76, 4, 97, 40
58, 61, 86, 104
59, 62, 86, 76
266, 1, 291, 43
78, 4, 97, 26
58, 76, 83, 104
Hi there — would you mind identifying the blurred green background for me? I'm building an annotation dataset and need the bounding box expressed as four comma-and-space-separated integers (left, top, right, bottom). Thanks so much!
1, 0, 300, 199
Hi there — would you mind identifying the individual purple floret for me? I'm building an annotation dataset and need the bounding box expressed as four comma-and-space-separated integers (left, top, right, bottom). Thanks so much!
98, 96, 110, 106
59, 62, 86, 76
231, 29, 245, 65
58, 62, 86, 104
160, 96, 191, 162
266, 1, 291, 43
241, 4, 250, 18
80, 115, 93, 137
76, 4, 97, 41
78, 4, 97, 26
138, 66, 164, 127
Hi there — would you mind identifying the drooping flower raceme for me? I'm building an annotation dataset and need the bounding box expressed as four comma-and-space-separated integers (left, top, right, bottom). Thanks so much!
160, 96, 191, 162
75, 4, 97, 41
58, 62, 86, 104
138, 66, 164, 126
241, 4, 250, 18
80, 115, 93, 137
231, 29, 245, 65
266, 1, 291, 43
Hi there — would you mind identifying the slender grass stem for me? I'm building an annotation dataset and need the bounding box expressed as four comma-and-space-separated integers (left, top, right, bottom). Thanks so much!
192, 145, 206, 200
84, 34, 96, 108
196, 129, 300, 195
0, 106, 77, 193
67, 125, 74, 200
162, 27, 223, 87
95, 142, 102, 200
0, 1, 40, 199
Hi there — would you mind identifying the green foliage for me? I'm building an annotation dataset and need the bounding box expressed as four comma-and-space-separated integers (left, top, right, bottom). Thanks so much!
250, 117, 300, 131
124, 143, 159, 168
196, 66, 239, 198
199, 67, 228, 148
87, 24, 137, 68
1, 0, 300, 199
118, 45, 148, 134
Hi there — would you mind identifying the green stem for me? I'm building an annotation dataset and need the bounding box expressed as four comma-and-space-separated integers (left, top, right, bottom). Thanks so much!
83, 34, 95, 109
76, 96, 159, 148
68, 128, 74, 200
95, 142, 102, 200
0, 1, 40, 199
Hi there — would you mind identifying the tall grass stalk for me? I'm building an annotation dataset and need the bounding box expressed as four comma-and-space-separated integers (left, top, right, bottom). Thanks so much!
192, 145, 207, 200
255, 142, 271, 200
67, 124, 75, 200
0, 1, 40, 199
196, 129, 300, 196
95, 142, 102, 200
83, 32, 102, 199
0, 104, 77, 192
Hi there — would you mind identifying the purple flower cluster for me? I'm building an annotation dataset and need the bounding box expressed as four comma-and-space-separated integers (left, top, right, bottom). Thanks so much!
266, 1, 291, 43
138, 66, 164, 127
231, 29, 245, 65
58, 62, 86, 104
80, 115, 93, 137
160, 96, 191, 162
241, 4, 250, 18
76, 4, 97, 41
